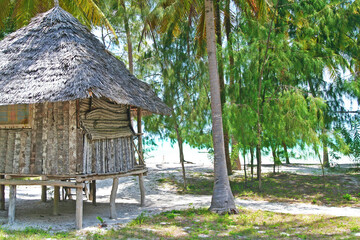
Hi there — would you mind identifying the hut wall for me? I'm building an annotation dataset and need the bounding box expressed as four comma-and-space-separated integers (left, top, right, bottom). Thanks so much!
79, 98, 136, 175
0, 101, 82, 176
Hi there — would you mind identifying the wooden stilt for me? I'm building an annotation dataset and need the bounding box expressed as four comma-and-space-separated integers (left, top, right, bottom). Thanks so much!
8, 185, 16, 224
90, 180, 96, 205
53, 186, 60, 215
109, 178, 119, 219
41, 176, 47, 202
139, 173, 145, 206
75, 185, 83, 229
0, 175, 5, 210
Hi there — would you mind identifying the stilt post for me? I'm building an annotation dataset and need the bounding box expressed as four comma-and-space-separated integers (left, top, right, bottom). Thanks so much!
41, 176, 47, 202
90, 180, 96, 205
139, 173, 145, 206
75, 179, 83, 230
53, 186, 60, 215
109, 178, 119, 219
8, 185, 16, 224
0, 175, 5, 210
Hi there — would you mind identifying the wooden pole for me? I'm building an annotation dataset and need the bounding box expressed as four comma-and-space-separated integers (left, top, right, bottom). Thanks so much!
137, 108, 143, 162
90, 180, 96, 205
0, 175, 5, 210
75, 180, 83, 230
109, 178, 119, 219
53, 186, 60, 215
139, 173, 145, 206
41, 176, 47, 202
8, 185, 16, 224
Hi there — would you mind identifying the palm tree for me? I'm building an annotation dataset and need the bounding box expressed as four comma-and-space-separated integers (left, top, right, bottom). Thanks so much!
0, 0, 115, 36
204, 0, 238, 214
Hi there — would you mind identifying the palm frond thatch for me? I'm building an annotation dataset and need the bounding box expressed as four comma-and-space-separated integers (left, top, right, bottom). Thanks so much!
0, 6, 171, 115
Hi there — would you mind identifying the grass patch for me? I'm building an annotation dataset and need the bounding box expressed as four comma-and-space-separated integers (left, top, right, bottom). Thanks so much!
102, 208, 360, 239
0, 227, 74, 239
160, 172, 360, 207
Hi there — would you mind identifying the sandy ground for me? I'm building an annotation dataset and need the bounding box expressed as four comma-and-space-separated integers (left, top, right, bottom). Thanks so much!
0, 163, 359, 232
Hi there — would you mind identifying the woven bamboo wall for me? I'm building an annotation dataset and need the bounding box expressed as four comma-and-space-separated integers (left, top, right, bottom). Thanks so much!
79, 98, 136, 174
0, 101, 82, 175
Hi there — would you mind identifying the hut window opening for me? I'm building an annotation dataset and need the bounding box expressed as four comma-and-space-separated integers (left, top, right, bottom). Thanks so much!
0, 104, 32, 128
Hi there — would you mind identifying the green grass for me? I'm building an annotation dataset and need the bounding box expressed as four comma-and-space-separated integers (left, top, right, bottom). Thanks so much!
160, 172, 360, 207
100, 208, 360, 239
0, 227, 74, 239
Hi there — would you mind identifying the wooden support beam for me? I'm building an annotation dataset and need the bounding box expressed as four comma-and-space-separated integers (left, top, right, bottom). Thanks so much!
41, 176, 47, 202
139, 173, 145, 207
53, 186, 60, 215
0, 175, 5, 210
90, 180, 96, 205
109, 178, 119, 219
76, 183, 83, 229
8, 185, 16, 224
0, 180, 84, 188
81, 169, 147, 182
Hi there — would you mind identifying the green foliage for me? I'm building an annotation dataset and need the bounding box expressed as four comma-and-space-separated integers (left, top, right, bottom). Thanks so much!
342, 193, 352, 201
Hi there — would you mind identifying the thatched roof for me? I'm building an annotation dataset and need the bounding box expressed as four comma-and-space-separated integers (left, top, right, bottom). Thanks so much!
0, 6, 171, 115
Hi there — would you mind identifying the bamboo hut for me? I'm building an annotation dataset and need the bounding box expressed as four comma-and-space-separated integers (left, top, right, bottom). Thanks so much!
0, 5, 171, 229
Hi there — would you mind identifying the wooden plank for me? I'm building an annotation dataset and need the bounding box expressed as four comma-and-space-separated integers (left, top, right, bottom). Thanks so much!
8, 185, 16, 224
53, 186, 60, 215
56, 102, 64, 175
0, 130, 8, 172
114, 139, 119, 172
120, 138, 124, 172
101, 141, 105, 174
69, 101, 77, 174
23, 131, 31, 174
139, 173, 145, 206
30, 104, 38, 174
90, 180, 96, 205
0, 179, 84, 188
41, 176, 47, 202
41, 102, 49, 175
63, 102, 70, 175
13, 132, 21, 174
34, 104, 43, 174
109, 139, 115, 173
76, 183, 83, 229
76, 130, 84, 174
0, 175, 4, 210
109, 177, 119, 219
50, 102, 57, 175
81, 169, 148, 181
5, 132, 15, 173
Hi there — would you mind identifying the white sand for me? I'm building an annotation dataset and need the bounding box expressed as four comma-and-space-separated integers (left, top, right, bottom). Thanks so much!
0, 163, 359, 233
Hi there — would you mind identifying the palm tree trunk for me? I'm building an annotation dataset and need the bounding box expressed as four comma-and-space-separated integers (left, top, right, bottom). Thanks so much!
205, 0, 237, 214
214, 0, 232, 175
120, 0, 133, 74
